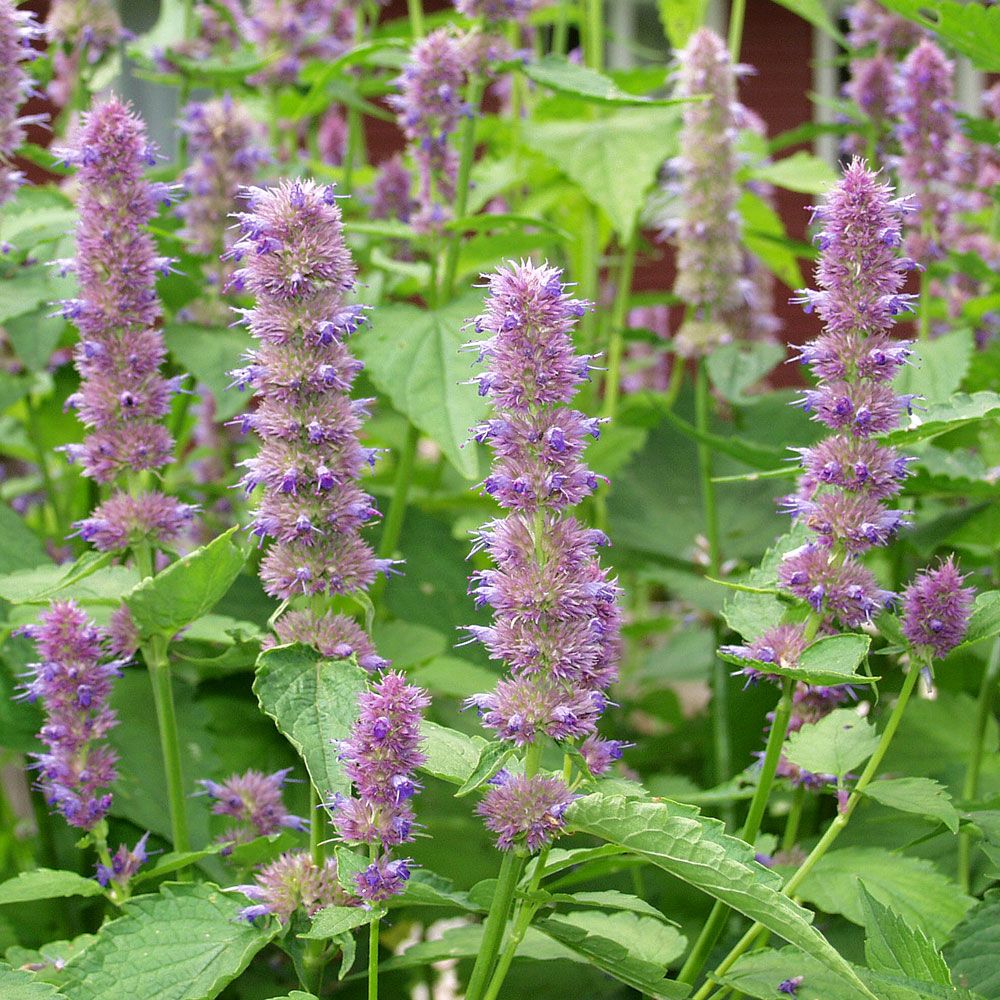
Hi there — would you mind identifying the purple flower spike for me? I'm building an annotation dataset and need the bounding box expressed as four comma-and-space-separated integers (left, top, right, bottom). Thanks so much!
901, 557, 974, 661
371, 155, 416, 225
721, 622, 809, 685
233, 850, 353, 923
72, 492, 197, 553
355, 855, 413, 904
271, 609, 388, 672
477, 771, 576, 853
46, 0, 122, 107
667, 27, 743, 358
331, 672, 429, 850
200, 768, 307, 844
96, 832, 149, 889
18, 601, 121, 831
229, 179, 385, 607
0, 0, 44, 206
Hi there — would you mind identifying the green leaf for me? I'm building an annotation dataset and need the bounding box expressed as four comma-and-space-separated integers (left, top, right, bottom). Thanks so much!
301, 905, 383, 940
783, 709, 880, 779
522, 55, 685, 106
0, 187, 77, 251
796, 847, 973, 944
354, 295, 486, 479
887, 391, 1000, 445
739, 190, 805, 288
0, 560, 137, 607
706, 342, 785, 403
945, 891, 1000, 999
656, 0, 709, 47
862, 777, 960, 833
0, 964, 66, 1000
395, 870, 480, 912
419, 721, 487, 785
124, 527, 247, 638
748, 151, 838, 194
0, 503, 50, 574
771, 0, 846, 43
528, 889, 674, 923
859, 884, 952, 986
957, 590, 1000, 650
371, 620, 446, 668
59, 882, 276, 1000
409, 655, 498, 699
162, 325, 251, 422
0, 869, 104, 907
455, 741, 514, 797
0, 260, 74, 324
879, 0, 1000, 70
565, 794, 875, 996
253, 644, 368, 803
720, 633, 877, 688
896, 328, 974, 407
5, 307, 65, 372
533, 913, 688, 999
721, 946, 869, 1000
522, 107, 682, 240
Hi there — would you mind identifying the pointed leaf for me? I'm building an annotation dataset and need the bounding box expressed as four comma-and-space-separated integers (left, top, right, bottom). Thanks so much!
253, 644, 368, 802
957, 590, 1000, 650
0, 869, 104, 907
720, 634, 878, 688
945, 891, 1000, 999
418, 721, 487, 785
0, 964, 66, 1000
861, 777, 960, 833
527, 888, 674, 923
302, 905, 383, 940
784, 709, 880, 779
522, 55, 686, 106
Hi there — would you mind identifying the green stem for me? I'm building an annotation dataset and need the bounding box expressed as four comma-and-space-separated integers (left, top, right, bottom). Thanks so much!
601, 237, 638, 420
579, 207, 601, 361
407, 0, 425, 38
781, 785, 807, 853
440, 73, 486, 300
372, 423, 419, 607
918, 268, 931, 341
302, 787, 329, 992
692, 664, 924, 1000
727, 0, 747, 62
553, 1, 569, 55
584, 0, 604, 70
25, 396, 64, 538
368, 843, 380, 1000
958, 638, 1000, 892
464, 850, 527, 1000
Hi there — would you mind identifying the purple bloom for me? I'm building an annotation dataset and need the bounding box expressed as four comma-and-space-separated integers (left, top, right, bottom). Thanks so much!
106, 604, 139, 660
96, 832, 149, 889
45, 0, 122, 107
578, 736, 629, 777
355, 856, 412, 904
721, 622, 809, 685
233, 850, 354, 923
388, 28, 470, 233
200, 768, 307, 843
894, 40, 957, 264
666, 28, 744, 357
331, 672, 429, 852
318, 107, 348, 166
371, 155, 416, 224
778, 975, 804, 996
72, 491, 197, 553
843, 54, 896, 159
477, 771, 576, 853
18, 601, 120, 831
0, 0, 45, 205
846, 0, 923, 52
454, 0, 535, 23
229, 179, 388, 606
271, 609, 388, 672
901, 557, 974, 660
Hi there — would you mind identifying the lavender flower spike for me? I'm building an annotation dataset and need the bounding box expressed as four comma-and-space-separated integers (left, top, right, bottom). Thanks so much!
18, 601, 121, 830
464, 261, 623, 852
229, 179, 391, 644
477, 771, 576, 853
901, 557, 974, 661
0, 0, 45, 206
96, 832, 150, 890
58, 98, 194, 552
668, 27, 744, 358
234, 850, 353, 923
200, 768, 307, 844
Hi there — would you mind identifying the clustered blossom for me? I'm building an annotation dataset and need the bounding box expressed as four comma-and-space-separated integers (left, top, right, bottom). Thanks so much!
901, 557, 974, 661
0, 0, 45, 206
666, 27, 744, 358
17, 602, 120, 830
235, 850, 352, 923
45, 0, 122, 107
389, 28, 470, 232
228, 179, 392, 624
463, 261, 624, 852
271, 609, 388, 672
200, 768, 307, 844
845, 0, 923, 52
477, 771, 575, 852
894, 40, 957, 264
318, 107, 348, 167
331, 672, 428, 902
780, 159, 915, 628
371, 155, 415, 224
56, 99, 193, 553
96, 832, 149, 890
454, 0, 534, 22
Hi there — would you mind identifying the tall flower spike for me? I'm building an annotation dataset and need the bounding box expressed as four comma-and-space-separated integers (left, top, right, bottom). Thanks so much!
0, 0, 45, 206
45, 0, 122, 107
894, 40, 957, 264
901, 557, 974, 661
18, 601, 121, 830
779, 159, 915, 629
200, 768, 308, 844
57, 98, 195, 552
464, 261, 623, 853
229, 179, 391, 642
668, 27, 744, 358
234, 850, 353, 923
388, 27, 470, 233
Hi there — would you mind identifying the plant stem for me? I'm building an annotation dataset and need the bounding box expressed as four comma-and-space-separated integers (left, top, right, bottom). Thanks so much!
727, 0, 747, 62
303, 787, 329, 992
584, 0, 603, 70
407, 0, 425, 38
781, 785, 806, 853
579, 206, 601, 361
958, 637, 1000, 892
372, 423, 419, 607
368, 844, 381, 1000
918, 268, 931, 341
601, 236, 638, 420
464, 850, 526, 1000
691, 664, 923, 1000
25, 396, 64, 538
553, 1, 569, 55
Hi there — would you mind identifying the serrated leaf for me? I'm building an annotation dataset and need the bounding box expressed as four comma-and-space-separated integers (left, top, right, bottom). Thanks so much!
706, 341, 785, 403
784, 709, 879, 778
523, 107, 682, 240
253, 644, 368, 802
862, 777, 960, 833
59, 883, 276, 1000
523, 55, 684, 106
0, 503, 51, 576
879, 0, 1000, 70
301, 905, 383, 940
124, 527, 247, 638
796, 847, 973, 944
419, 721, 487, 785
656, 0, 709, 47
354, 294, 486, 480
720, 633, 877, 688
565, 794, 875, 996
772, 0, 846, 43
957, 590, 1000, 650
859, 884, 951, 986
534, 912, 688, 999
887, 391, 1000, 445
0, 963, 66, 999
394, 870, 480, 911
896, 328, 974, 406
721, 946, 869, 1000
0, 869, 105, 907
945, 891, 1000, 999
0, 561, 136, 607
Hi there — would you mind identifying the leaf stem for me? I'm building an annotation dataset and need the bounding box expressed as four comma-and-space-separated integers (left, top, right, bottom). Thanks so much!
372, 422, 420, 607
407, 0, 425, 38
303, 786, 330, 992
601, 235, 638, 420
958, 637, 1000, 892
583, 0, 604, 71
368, 843, 380, 1000
727, 0, 746, 61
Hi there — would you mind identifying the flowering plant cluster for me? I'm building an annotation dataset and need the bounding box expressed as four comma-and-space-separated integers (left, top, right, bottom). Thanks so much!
0, 3, 998, 1000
